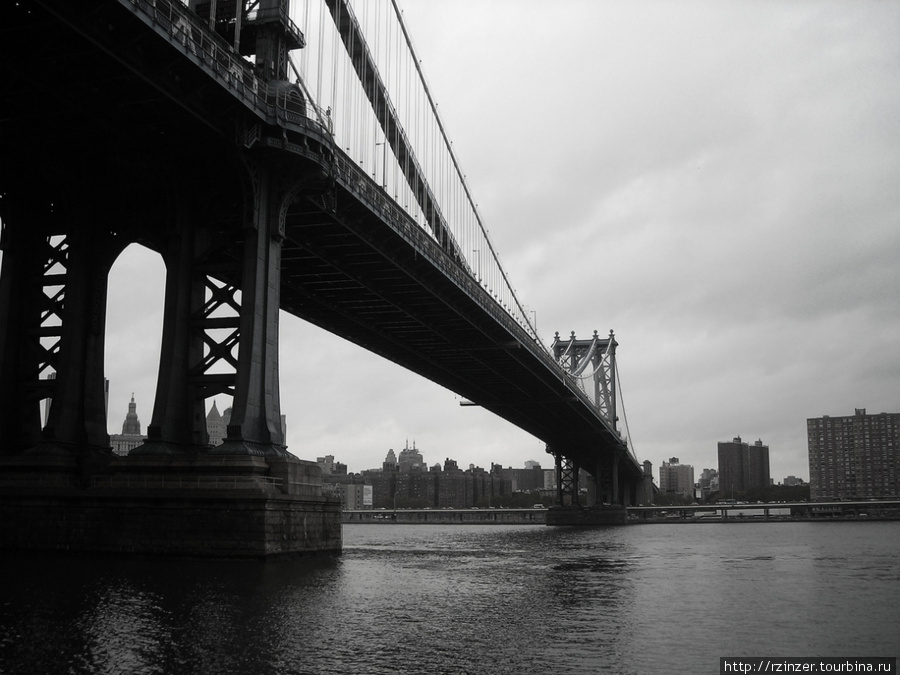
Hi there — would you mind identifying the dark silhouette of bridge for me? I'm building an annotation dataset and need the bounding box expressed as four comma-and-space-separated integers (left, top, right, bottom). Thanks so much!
0, 0, 652, 552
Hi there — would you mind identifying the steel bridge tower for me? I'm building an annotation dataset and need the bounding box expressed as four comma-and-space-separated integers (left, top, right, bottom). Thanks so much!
547, 330, 649, 516
0, 0, 348, 558
0, 0, 305, 463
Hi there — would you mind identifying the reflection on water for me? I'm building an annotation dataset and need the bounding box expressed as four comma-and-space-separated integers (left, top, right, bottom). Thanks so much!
2, 522, 898, 674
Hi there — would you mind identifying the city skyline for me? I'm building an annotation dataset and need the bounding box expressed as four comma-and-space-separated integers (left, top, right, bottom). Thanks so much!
11, 0, 897, 483
110, 389, 889, 484
109, 391, 893, 490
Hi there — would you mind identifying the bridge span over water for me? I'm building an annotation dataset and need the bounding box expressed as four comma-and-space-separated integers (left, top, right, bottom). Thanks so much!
0, 0, 651, 554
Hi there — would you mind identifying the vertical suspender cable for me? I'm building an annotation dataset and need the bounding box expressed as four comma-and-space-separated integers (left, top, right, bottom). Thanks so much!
387, 0, 538, 340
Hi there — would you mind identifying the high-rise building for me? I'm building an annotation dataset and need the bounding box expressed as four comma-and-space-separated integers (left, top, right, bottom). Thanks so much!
717, 436, 770, 498
807, 408, 899, 500
109, 394, 146, 456
659, 457, 695, 499
397, 440, 424, 472
748, 439, 771, 491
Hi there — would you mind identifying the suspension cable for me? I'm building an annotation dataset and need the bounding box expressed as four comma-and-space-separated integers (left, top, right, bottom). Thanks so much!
386, 0, 537, 338
615, 363, 638, 462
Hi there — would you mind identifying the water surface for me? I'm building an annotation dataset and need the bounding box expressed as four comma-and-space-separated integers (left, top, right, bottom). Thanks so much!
2, 522, 898, 674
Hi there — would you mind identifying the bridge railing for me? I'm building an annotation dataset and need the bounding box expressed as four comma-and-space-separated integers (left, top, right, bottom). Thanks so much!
327, 147, 546, 345
123, 0, 545, 343
123, 0, 330, 133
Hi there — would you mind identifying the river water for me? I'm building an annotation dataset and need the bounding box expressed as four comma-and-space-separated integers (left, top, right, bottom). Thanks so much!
2, 521, 898, 674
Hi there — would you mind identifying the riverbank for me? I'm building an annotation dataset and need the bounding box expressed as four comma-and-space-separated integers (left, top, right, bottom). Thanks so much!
343, 508, 547, 524
343, 506, 900, 525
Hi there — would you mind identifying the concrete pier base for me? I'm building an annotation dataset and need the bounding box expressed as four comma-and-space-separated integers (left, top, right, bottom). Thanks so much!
546, 504, 628, 526
0, 453, 342, 557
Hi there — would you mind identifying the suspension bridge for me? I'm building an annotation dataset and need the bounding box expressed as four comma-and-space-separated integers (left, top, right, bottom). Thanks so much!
0, 0, 653, 555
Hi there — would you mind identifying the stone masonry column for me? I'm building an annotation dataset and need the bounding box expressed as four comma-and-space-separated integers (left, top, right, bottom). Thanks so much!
612, 452, 620, 506
133, 207, 209, 455
214, 162, 288, 457
33, 223, 113, 458
0, 213, 47, 455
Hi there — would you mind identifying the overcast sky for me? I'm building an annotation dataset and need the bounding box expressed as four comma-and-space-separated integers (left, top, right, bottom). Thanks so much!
41, 0, 900, 484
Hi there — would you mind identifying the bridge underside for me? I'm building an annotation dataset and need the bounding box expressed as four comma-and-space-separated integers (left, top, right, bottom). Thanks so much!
1, 1, 644, 493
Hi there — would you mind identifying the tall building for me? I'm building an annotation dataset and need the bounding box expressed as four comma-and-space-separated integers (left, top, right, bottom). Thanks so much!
397, 440, 424, 472
717, 436, 770, 498
748, 439, 771, 490
807, 408, 899, 500
109, 394, 146, 456
659, 457, 695, 500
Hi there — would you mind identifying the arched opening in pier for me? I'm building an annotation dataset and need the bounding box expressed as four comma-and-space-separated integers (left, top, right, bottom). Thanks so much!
104, 243, 165, 453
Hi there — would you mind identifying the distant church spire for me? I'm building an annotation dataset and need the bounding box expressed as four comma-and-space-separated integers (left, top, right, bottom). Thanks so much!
121, 394, 142, 435
207, 400, 221, 422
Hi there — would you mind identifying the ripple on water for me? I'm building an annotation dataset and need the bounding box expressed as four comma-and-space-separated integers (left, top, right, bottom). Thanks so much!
2, 522, 899, 674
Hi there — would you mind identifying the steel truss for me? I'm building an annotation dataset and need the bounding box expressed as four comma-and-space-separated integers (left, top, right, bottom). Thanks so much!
552, 330, 618, 430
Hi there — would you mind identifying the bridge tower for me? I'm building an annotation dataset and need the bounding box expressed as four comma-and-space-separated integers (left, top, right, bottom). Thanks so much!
0, 0, 306, 463
551, 330, 619, 505
0, 0, 341, 555
552, 330, 618, 426
188, 0, 305, 80
547, 330, 637, 521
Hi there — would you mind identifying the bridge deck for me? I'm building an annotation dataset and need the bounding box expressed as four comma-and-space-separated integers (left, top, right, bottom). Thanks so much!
1, 0, 641, 479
